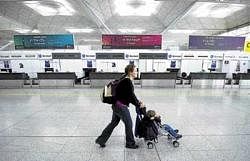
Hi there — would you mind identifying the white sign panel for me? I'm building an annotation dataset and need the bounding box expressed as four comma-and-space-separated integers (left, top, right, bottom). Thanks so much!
0, 55, 10, 59
168, 53, 182, 60
24, 54, 37, 59
238, 55, 249, 61
11, 54, 24, 59
125, 53, 139, 59
81, 53, 96, 59
38, 53, 52, 59
224, 55, 238, 60
209, 54, 223, 60
182, 54, 195, 59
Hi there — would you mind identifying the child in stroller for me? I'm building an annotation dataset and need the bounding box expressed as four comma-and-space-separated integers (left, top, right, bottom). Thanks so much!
135, 107, 182, 149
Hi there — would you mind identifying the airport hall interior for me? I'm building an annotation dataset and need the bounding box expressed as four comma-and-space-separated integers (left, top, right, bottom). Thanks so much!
0, 0, 250, 161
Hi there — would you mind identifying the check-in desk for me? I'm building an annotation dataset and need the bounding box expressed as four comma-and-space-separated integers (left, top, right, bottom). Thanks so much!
190, 73, 226, 88
140, 72, 177, 88
89, 72, 123, 88
0, 73, 28, 88
237, 73, 250, 88
37, 72, 76, 88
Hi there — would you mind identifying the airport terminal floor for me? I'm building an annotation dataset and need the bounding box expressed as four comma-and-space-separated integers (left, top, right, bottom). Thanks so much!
0, 88, 250, 161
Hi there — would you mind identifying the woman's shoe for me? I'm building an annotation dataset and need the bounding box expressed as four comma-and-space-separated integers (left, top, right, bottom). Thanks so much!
95, 139, 106, 148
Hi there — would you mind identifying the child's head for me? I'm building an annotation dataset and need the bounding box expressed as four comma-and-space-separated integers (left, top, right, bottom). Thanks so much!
146, 110, 156, 120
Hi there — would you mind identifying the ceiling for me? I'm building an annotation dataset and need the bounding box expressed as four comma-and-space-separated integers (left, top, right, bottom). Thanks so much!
0, 0, 249, 50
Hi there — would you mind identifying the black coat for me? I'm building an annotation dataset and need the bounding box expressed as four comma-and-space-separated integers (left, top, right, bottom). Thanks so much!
135, 108, 160, 140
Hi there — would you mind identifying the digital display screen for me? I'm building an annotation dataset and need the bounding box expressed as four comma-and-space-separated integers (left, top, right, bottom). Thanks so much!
87, 60, 93, 68
14, 34, 74, 49
189, 35, 245, 50
102, 35, 162, 49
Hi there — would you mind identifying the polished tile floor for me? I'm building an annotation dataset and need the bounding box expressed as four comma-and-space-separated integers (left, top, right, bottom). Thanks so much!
0, 88, 250, 161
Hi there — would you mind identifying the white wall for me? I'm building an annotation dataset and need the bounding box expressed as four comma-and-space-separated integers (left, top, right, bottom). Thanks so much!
96, 59, 128, 72
181, 60, 203, 74
139, 59, 153, 72
222, 60, 238, 78
1, 50, 250, 78
11, 59, 42, 78
153, 59, 168, 72
59, 59, 84, 78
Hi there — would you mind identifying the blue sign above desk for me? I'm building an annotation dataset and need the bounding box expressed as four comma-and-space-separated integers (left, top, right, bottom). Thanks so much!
189, 35, 245, 50
14, 34, 74, 49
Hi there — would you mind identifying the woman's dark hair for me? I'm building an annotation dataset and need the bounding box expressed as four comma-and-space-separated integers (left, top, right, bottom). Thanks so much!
125, 64, 135, 75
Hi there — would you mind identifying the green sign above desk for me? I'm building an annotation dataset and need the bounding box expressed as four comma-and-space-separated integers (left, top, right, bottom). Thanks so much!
14, 34, 74, 49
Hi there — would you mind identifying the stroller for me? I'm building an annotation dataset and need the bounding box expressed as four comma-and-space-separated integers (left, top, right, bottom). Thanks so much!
135, 107, 182, 149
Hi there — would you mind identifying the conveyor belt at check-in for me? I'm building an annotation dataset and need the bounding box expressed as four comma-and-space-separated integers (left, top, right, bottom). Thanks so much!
140, 72, 177, 88
190, 73, 226, 88
37, 72, 76, 88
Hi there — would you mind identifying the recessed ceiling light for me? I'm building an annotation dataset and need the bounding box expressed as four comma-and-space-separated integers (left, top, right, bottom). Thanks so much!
114, 0, 160, 16
23, 0, 75, 16
14, 28, 31, 33
168, 30, 196, 34
31, 29, 40, 33
118, 28, 145, 33
81, 39, 100, 42
65, 28, 94, 33
164, 40, 176, 43
191, 2, 245, 18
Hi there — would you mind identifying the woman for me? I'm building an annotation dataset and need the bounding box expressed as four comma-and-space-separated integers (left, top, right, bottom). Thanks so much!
95, 64, 144, 149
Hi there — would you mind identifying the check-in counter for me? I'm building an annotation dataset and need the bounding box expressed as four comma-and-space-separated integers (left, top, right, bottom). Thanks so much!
89, 72, 124, 87
237, 73, 250, 88
37, 72, 76, 88
0, 73, 28, 88
190, 73, 226, 88
140, 72, 177, 88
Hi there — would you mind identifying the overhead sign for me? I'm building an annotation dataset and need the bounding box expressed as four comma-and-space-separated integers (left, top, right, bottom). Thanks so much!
224, 54, 250, 60
102, 35, 162, 49
139, 53, 168, 59
182, 54, 195, 59
14, 34, 74, 49
82, 53, 96, 59
52, 53, 81, 59
244, 41, 250, 53
24, 54, 37, 59
189, 35, 245, 50
96, 53, 124, 59
224, 55, 238, 60
209, 54, 223, 60
238, 55, 249, 60
125, 53, 139, 59
168, 53, 182, 60
0, 55, 10, 59
11, 55, 23, 59
38, 53, 52, 59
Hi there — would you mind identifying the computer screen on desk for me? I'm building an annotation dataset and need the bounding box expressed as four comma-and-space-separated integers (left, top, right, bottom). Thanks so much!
167, 68, 179, 73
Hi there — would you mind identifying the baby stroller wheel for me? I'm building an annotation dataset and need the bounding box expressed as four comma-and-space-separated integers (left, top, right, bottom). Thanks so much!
147, 142, 154, 149
167, 134, 172, 140
173, 141, 179, 147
